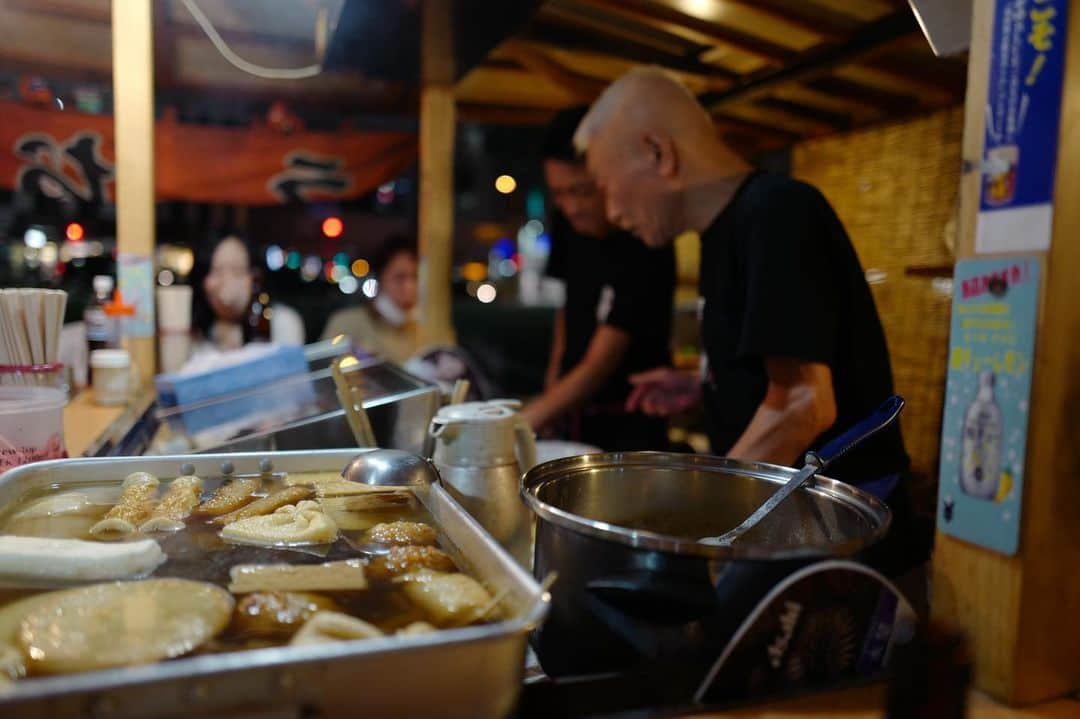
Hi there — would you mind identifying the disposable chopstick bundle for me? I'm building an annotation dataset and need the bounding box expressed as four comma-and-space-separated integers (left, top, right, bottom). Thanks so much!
0, 288, 67, 386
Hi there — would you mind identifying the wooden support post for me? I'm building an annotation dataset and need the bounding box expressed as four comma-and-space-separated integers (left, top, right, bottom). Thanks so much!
930, 0, 1080, 704
111, 0, 156, 384
418, 0, 457, 347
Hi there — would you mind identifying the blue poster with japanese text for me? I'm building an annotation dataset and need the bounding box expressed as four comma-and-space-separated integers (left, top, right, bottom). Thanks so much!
937, 257, 1039, 555
976, 0, 1068, 253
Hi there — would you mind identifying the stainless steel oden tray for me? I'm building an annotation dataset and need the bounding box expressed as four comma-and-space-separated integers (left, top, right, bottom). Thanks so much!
0, 450, 548, 719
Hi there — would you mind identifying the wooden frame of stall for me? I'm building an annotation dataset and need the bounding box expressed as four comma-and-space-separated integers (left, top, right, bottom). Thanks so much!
95, 0, 1077, 714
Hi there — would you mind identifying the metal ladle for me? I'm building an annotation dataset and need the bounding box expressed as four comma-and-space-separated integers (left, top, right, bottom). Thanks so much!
700, 395, 905, 546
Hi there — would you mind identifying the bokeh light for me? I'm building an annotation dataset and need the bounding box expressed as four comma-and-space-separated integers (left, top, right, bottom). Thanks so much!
494, 174, 517, 194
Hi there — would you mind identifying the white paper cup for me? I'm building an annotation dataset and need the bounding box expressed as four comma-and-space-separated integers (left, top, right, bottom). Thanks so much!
0, 386, 67, 471
156, 285, 193, 332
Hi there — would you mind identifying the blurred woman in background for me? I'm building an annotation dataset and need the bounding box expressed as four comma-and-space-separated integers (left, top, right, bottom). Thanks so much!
321, 234, 419, 363
192, 234, 304, 351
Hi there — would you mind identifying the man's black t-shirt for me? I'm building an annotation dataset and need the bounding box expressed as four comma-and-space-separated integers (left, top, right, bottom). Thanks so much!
546, 214, 675, 444
698, 172, 909, 485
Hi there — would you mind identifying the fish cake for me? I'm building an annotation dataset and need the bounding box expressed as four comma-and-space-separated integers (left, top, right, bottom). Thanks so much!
194, 477, 259, 517
231, 592, 341, 639
290, 611, 383, 646
400, 570, 493, 627
89, 472, 159, 536
365, 521, 437, 547
366, 545, 456, 583
228, 559, 368, 594
18, 578, 234, 674
139, 475, 203, 532
212, 485, 313, 525
220, 501, 338, 547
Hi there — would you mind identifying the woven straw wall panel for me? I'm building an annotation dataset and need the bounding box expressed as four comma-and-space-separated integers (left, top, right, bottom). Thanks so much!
792, 107, 963, 505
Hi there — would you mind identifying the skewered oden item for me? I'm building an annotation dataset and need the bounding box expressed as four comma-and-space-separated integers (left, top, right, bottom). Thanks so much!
0, 536, 165, 583
232, 592, 341, 639
228, 559, 368, 594
89, 472, 159, 536
364, 521, 437, 547
212, 485, 313, 526
290, 611, 383, 646
400, 570, 493, 626
17, 578, 234, 674
366, 545, 456, 583
139, 475, 203, 533
220, 500, 338, 547
193, 477, 259, 517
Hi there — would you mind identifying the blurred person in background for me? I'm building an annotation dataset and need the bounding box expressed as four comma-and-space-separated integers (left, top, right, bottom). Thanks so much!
574, 68, 929, 578
322, 234, 420, 363
192, 234, 304, 352
520, 106, 675, 451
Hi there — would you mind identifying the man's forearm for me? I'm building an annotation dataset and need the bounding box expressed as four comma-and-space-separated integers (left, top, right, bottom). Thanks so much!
525, 325, 629, 429
725, 374, 837, 466
527, 352, 616, 428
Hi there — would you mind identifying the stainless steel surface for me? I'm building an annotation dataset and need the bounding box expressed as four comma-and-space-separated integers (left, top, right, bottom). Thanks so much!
340, 448, 440, 487
0, 450, 547, 719
522, 452, 891, 560
701, 459, 822, 547
431, 401, 537, 568
190, 361, 441, 456
701, 395, 904, 546
439, 464, 534, 569
523, 452, 892, 679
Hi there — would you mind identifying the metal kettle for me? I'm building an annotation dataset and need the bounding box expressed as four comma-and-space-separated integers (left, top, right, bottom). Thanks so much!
429, 399, 537, 567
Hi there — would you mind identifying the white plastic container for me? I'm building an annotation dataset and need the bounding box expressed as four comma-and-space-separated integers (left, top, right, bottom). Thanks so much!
90, 349, 132, 406
0, 386, 67, 472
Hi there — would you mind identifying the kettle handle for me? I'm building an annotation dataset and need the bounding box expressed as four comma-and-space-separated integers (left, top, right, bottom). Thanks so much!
513, 416, 537, 475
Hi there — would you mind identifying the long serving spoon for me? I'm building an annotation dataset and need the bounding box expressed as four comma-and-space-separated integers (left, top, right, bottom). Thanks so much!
700, 395, 905, 547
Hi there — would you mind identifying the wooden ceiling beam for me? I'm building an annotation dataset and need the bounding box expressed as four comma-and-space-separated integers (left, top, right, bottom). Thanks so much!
765, 84, 886, 125
521, 18, 736, 80
830, 63, 956, 106
717, 105, 832, 137
458, 102, 556, 126
754, 96, 853, 131
709, 112, 801, 145
805, 75, 918, 115
538, 1, 693, 57
707, 0, 844, 42
576, 0, 786, 67
699, 9, 920, 110
583, 0, 796, 65
495, 40, 608, 104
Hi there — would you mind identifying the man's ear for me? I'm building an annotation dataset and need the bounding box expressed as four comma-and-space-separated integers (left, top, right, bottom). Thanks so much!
643, 131, 678, 178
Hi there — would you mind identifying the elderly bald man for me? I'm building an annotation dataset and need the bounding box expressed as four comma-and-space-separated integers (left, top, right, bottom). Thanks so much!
575, 68, 928, 577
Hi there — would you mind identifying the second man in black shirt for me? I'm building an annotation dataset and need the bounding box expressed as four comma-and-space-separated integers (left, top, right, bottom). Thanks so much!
521, 107, 676, 451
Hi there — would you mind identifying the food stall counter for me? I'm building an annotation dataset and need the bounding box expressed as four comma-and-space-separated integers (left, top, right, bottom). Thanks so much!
63, 390, 135, 457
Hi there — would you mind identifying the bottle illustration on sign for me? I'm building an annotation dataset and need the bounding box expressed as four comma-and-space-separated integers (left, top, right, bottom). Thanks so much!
960, 371, 1003, 500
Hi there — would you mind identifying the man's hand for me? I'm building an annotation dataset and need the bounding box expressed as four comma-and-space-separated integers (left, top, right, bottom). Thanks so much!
625, 367, 702, 417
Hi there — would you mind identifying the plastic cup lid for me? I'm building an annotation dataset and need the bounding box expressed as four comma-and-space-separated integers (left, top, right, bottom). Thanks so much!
90, 349, 131, 368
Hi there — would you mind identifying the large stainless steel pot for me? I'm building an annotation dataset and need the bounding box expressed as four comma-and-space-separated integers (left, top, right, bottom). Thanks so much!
521, 452, 890, 690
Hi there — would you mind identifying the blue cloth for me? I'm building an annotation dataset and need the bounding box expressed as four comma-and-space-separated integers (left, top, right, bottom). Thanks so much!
858, 472, 901, 501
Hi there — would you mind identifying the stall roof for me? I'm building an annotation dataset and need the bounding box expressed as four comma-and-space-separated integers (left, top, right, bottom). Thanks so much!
0, 0, 966, 151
